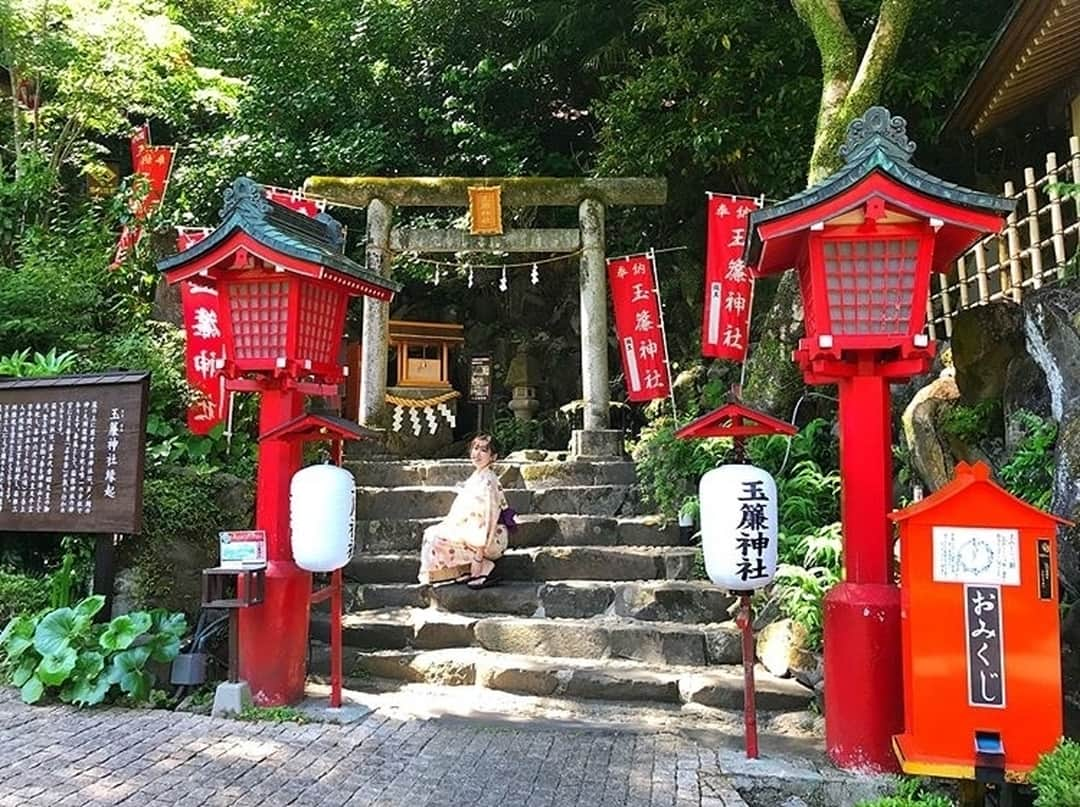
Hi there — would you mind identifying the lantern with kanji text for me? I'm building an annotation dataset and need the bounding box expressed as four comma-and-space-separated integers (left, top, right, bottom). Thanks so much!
744, 107, 1014, 772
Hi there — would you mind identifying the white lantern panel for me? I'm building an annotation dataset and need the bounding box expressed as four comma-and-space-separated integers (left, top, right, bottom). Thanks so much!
699, 464, 779, 590
290, 464, 356, 572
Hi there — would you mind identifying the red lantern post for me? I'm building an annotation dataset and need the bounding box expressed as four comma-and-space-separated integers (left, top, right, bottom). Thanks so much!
158, 178, 400, 704
744, 108, 1013, 771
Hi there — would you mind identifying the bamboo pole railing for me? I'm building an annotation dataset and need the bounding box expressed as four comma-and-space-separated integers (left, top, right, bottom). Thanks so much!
926, 135, 1080, 340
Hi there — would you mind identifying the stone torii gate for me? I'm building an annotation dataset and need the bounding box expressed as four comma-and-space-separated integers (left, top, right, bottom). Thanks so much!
302, 176, 667, 457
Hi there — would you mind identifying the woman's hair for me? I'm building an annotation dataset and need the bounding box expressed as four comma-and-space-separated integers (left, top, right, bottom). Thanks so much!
470, 433, 500, 458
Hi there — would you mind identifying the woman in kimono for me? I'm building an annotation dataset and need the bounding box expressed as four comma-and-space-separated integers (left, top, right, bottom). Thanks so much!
418, 434, 508, 589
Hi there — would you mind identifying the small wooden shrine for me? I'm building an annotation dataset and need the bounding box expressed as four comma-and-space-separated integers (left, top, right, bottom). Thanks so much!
388, 320, 464, 388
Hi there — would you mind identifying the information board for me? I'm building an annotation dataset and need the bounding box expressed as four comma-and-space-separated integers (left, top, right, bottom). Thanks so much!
0, 373, 149, 534
468, 355, 493, 403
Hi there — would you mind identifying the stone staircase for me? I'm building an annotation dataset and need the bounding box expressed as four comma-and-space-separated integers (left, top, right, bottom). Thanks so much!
310, 457, 812, 713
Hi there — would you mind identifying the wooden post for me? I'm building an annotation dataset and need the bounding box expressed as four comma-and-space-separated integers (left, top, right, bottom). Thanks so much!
1047, 151, 1068, 276
925, 297, 937, 342
975, 238, 990, 305
956, 255, 970, 310
1070, 135, 1080, 219
938, 273, 953, 339
1003, 181, 1024, 303
92, 534, 117, 622
359, 198, 393, 426
1024, 167, 1044, 289
578, 198, 610, 431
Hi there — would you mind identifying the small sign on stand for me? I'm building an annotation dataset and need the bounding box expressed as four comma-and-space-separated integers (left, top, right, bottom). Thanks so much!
468, 354, 493, 432
219, 530, 267, 568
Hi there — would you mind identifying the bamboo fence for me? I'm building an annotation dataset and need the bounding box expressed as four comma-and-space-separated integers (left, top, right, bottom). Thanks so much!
926, 135, 1080, 339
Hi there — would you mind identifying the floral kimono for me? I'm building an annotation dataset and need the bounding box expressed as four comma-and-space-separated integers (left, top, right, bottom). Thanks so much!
418, 466, 509, 584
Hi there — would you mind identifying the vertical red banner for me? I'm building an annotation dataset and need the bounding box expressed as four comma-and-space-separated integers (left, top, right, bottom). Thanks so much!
177, 229, 225, 435
110, 126, 175, 269
607, 253, 670, 402
702, 194, 762, 360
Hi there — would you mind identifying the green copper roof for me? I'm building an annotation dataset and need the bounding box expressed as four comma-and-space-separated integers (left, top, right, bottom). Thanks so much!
747, 107, 1014, 261
156, 177, 403, 294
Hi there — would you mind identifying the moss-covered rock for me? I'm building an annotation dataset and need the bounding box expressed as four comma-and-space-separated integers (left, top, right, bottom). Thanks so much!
951, 301, 1024, 403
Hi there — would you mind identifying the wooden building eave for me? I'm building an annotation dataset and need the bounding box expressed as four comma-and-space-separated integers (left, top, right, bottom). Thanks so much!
945, 0, 1080, 136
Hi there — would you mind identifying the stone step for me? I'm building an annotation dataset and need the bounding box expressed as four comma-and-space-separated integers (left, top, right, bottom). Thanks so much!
314, 608, 741, 666
344, 459, 638, 490
354, 514, 679, 553
309, 646, 812, 712
354, 486, 534, 520
345, 546, 699, 584
348, 580, 734, 623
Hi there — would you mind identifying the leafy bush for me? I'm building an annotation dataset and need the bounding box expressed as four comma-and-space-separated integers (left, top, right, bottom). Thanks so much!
940, 399, 1003, 444
1031, 738, 1080, 807
0, 347, 79, 378
492, 416, 544, 454
999, 410, 1057, 510
0, 595, 187, 706
771, 522, 842, 649
630, 415, 732, 519
856, 777, 953, 807
0, 571, 51, 623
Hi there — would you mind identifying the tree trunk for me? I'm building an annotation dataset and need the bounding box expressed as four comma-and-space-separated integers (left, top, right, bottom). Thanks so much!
744, 0, 916, 417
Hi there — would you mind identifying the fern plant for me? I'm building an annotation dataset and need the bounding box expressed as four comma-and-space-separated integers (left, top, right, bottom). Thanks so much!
999, 409, 1057, 510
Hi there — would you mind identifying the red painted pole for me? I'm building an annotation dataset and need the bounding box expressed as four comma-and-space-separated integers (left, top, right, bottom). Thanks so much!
330, 569, 343, 708
238, 384, 312, 705
824, 369, 903, 772
737, 593, 759, 759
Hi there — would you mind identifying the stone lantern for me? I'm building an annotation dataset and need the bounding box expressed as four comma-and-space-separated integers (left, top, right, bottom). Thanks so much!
505, 346, 541, 421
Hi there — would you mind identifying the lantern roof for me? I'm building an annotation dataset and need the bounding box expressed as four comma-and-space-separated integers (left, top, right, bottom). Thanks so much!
156, 177, 402, 298
675, 402, 797, 440
259, 412, 381, 444
888, 461, 1070, 527
746, 107, 1015, 275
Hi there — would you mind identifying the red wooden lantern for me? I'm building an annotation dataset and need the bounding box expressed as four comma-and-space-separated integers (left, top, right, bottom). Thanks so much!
157, 177, 401, 707
158, 177, 396, 384
744, 107, 1014, 772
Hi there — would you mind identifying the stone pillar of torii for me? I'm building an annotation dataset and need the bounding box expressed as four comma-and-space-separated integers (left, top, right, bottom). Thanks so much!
303, 176, 667, 457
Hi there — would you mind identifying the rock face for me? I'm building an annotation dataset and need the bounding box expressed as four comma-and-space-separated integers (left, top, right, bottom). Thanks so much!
951, 302, 1025, 403
901, 367, 961, 492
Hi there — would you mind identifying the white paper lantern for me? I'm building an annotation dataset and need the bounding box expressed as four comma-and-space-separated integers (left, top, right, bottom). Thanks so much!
699, 464, 778, 590
290, 465, 356, 572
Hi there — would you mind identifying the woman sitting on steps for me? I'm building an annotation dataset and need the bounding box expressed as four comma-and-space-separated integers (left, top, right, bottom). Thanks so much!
417, 433, 509, 590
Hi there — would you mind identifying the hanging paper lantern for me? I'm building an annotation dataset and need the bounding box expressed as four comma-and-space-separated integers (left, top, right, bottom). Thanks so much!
699, 464, 778, 590
290, 465, 356, 572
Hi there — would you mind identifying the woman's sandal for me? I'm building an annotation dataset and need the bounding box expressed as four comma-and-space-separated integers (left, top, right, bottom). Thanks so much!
466, 573, 497, 590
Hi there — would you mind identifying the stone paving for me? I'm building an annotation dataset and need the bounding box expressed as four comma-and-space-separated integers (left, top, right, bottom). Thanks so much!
0, 689, 751, 807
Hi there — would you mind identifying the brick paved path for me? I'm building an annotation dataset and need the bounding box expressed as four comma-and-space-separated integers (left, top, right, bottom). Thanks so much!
0, 693, 746, 807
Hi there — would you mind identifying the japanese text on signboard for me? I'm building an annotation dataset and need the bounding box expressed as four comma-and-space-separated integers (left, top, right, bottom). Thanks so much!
965, 584, 1005, 708
0, 373, 148, 534
702, 195, 762, 361
607, 253, 670, 402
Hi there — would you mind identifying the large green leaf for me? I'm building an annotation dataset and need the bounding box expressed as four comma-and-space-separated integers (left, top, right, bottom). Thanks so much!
108, 645, 153, 701
20, 676, 44, 704
36, 647, 78, 686
73, 650, 105, 681
0, 616, 36, 660
149, 609, 187, 638
99, 613, 151, 652
11, 655, 38, 687
73, 595, 106, 621
146, 632, 181, 664
33, 608, 77, 656
70, 673, 111, 707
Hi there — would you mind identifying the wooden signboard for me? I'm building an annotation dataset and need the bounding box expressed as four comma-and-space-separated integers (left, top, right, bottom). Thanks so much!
0, 372, 149, 534
468, 355, 493, 403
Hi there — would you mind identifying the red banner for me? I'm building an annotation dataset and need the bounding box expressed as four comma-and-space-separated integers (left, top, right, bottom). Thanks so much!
607, 253, 670, 402
702, 194, 762, 361
110, 126, 175, 269
177, 229, 225, 434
